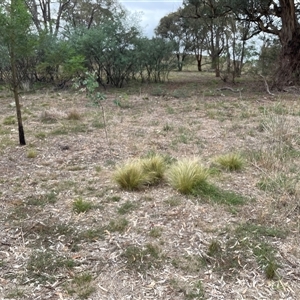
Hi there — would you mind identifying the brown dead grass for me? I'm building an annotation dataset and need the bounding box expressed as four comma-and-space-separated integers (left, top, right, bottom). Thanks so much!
0, 72, 300, 299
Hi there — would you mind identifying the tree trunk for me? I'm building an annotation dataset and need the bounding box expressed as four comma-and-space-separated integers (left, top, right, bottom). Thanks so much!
274, 0, 300, 88
9, 4, 26, 146
211, 55, 220, 77
275, 32, 300, 87
176, 53, 183, 71
196, 53, 202, 71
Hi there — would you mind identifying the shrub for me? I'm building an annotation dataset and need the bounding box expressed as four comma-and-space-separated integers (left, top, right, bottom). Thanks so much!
166, 158, 209, 194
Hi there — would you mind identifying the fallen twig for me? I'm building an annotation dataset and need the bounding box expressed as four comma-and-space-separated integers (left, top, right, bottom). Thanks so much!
260, 74, 275, 96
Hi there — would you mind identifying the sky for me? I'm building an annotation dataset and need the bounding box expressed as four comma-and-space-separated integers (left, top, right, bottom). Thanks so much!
119, 1, 183, 37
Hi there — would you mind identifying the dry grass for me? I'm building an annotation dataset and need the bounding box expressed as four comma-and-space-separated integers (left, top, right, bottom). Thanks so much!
0, 72, 300, 299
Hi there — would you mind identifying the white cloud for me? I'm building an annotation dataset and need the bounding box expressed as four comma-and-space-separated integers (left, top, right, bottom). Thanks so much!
120, 1, 182, 37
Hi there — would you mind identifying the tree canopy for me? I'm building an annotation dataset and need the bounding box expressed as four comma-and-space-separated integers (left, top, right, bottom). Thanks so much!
184, 0, 300, 88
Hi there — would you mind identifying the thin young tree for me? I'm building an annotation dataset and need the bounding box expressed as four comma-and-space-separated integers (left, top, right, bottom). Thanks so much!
0, 0, 33, 145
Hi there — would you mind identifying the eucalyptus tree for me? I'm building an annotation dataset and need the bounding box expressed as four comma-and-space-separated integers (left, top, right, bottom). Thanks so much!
25, 0, 120, 36
182, 0, 231, 77
25, 0, 72, 36
187, 0, 300, 88
62, 0, 121, 33
228, 0, 300, 87
179, 4, 209, 71
258, 36, 281, 76
221, 16, 257, 80
0, 0, 34, 145
155, 12, 192, 71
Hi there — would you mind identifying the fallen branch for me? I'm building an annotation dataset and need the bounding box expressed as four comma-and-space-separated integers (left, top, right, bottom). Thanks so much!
259, 74, 275, 96
216, 87, 243, 99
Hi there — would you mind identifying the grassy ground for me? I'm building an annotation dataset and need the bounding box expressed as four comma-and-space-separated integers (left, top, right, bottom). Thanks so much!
0, 71, 300, 299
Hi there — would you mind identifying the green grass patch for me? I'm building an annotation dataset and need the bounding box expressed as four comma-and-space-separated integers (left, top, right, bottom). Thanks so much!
192, 181, 247, 206
68, 123, 88, 134
163, 123, 173, 131
35, 132, 47, 139
92, 119, 105, 128
235, 222, 287, 239
171, 89, 190, 99
77, 227, 106, 242
27, 250, 75, 283
149, 227, 163, 238
107, 218, 129, 233
24, 223, 75, 248
164, 196, 182, 207
106, 195, 121, 202
117, 200, 137, 215
73, 198, 93, 213
65, 273, 96, 299
257, 173, 297, 195
185, 280, 205, 299
5, 288, 25, 299
122, 243, 164, 272
25, 191, 58, 206
234, 222, 284, 279
3, 116, 15, 125
171, 255, 206, 273
149, 86, 167, 97
51, 126, 69, 135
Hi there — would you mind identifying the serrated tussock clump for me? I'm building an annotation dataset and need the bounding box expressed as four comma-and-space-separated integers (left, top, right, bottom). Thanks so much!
141, 154, 166, 185
166, 158, 209, 194
113, 160, 150, 190
113, 154, 167, 190
214, 152, 245, 171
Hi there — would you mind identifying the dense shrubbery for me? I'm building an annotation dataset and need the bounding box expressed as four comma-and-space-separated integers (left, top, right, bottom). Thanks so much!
0, 9, 177, 88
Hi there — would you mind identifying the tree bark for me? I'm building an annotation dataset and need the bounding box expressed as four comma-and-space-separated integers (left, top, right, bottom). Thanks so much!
274, 0, 300, 87
195, 53, 202, 71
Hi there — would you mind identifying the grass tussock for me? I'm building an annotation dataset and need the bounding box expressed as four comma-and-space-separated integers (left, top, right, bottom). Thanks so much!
113, 159, 150, 190
113, 154, 167, 190
166, 158, 209, 194
73, 198, 93, 213
40, 108, 67, 123
213, 152, 245, 171
27, 148, 37, 158
67, 109, 81, 120
141, 154, 166, 185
